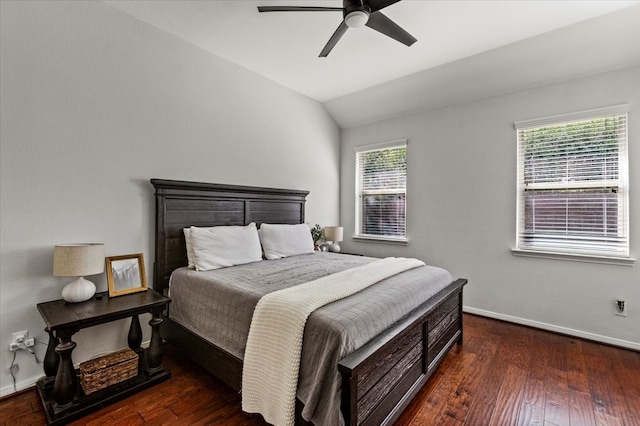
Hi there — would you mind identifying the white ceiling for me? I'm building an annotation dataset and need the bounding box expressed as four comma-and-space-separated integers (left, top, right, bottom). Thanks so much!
104, 0, 640, 103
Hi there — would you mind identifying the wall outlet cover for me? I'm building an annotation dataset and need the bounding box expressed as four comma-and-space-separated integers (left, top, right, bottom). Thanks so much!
614, 300, 627, 317
10, 330, 29, 344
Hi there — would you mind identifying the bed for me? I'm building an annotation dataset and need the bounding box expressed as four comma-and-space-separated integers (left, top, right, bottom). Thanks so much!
151, 178, 467, 426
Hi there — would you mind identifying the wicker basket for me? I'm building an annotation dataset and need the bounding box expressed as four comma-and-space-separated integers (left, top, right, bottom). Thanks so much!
80, 348, 138, 395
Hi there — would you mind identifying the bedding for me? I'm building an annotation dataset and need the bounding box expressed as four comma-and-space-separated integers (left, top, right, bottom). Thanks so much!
184, 226, 212, 269
168, 252, 454, 426
186, 223, 262, 271
242, 257, 426, 426
258, 223, 315, 259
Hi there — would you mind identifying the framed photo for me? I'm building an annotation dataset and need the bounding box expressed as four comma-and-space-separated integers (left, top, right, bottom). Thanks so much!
106, 253, 148, 297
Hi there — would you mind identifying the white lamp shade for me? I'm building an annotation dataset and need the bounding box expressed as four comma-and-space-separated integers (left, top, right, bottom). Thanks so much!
324, 226, 343, 242
53, 243, 105, 277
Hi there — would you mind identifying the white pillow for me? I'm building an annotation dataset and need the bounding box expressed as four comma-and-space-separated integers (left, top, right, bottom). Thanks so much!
259, 223, 314, 260
188, 223, 262, 271
184, 227, 215, 269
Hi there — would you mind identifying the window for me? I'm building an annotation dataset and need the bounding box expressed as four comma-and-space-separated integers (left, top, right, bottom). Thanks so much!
515, 105, 630, 260
355, 140, 407, 242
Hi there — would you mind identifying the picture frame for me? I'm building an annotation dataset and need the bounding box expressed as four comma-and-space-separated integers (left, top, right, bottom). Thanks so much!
106, 253, 148, 297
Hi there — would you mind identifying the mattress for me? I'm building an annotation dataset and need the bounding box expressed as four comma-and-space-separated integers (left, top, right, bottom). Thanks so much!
168, 252, 454, 425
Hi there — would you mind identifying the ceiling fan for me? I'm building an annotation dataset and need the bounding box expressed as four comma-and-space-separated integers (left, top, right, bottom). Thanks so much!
257, 0, 417, 57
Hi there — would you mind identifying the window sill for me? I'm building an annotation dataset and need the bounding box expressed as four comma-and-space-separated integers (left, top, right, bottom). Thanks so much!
353, 235, 408, 245
511, 249, 636, 266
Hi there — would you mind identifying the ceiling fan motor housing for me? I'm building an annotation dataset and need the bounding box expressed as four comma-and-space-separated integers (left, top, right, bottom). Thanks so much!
344, 0, 370, 28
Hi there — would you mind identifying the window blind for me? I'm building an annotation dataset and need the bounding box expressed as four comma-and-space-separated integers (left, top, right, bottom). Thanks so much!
516, 107, 629, 257
355, 140, 407, 239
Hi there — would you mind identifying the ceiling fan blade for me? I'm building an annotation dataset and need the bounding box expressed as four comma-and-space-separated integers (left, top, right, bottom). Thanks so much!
367, 0, 401, 13
258, 6, 343, 12
365, 11, 416, 46
319, 21, 349, 57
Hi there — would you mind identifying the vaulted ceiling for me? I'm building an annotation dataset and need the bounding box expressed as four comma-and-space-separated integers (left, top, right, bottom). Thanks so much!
105, 1, 640, 127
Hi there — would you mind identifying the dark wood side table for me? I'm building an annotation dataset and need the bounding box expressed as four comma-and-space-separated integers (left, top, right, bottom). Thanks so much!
36, 290, 171, 425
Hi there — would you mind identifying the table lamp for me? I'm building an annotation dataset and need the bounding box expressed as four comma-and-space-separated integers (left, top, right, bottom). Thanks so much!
53, 243, 105, 303
324, 226, 343, 253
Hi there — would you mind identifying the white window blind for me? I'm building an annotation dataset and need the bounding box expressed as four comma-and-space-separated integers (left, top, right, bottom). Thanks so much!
355, 140, 407, 240
515, 105, 629, 258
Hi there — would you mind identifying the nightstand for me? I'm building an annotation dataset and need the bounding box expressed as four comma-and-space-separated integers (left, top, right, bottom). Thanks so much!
36, 290, 171, 425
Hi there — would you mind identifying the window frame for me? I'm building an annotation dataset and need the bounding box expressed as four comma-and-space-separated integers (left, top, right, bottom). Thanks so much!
354, 139, 408, 244
513, 104, 634, 266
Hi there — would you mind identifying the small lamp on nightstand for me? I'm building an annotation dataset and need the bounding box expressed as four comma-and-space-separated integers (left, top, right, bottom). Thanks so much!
324, 226, 343, 253
53, 243, 105, 303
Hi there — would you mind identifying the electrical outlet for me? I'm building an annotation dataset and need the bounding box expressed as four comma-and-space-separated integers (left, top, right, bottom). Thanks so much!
614, 299, 627, 317
12, 331, 28, 344
9, 330, 29, 351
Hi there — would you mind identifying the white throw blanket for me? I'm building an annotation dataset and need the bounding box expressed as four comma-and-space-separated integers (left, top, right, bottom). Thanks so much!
241, 257, 426, 426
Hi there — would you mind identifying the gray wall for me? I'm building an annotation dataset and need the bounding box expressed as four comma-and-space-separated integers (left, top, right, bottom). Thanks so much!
340, 66, 640, 350
0, 1, 339, 396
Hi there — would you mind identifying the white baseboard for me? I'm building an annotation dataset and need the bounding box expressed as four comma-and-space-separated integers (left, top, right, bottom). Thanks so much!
0, 377, 37, 399
463, 306, 640, 352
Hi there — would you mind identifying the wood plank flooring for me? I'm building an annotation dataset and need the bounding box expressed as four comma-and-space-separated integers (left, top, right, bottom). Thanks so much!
1, 314, 638, 425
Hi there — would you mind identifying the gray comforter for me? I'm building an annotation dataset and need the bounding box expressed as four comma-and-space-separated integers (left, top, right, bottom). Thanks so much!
169, 252, 453, 426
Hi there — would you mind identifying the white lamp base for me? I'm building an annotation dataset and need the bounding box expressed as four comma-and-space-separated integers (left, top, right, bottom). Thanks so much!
329, 242, 341, 253
61, 277, 96, 303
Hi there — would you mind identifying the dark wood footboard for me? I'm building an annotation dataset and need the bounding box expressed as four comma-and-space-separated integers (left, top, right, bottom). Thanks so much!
339, 278, 466, 426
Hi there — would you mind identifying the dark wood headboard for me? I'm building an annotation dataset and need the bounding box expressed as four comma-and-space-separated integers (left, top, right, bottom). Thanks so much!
151, 179, 309, 295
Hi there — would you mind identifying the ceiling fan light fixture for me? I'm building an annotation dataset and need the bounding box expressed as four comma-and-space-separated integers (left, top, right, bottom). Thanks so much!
345, 10, 369, 28
257, 1, 416, 57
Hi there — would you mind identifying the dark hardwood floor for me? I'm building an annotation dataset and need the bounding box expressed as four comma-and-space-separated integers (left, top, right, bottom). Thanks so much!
2, 314, 639, 425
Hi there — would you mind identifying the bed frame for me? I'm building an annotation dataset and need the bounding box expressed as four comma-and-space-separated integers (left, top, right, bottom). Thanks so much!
151, 178, 466, 426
